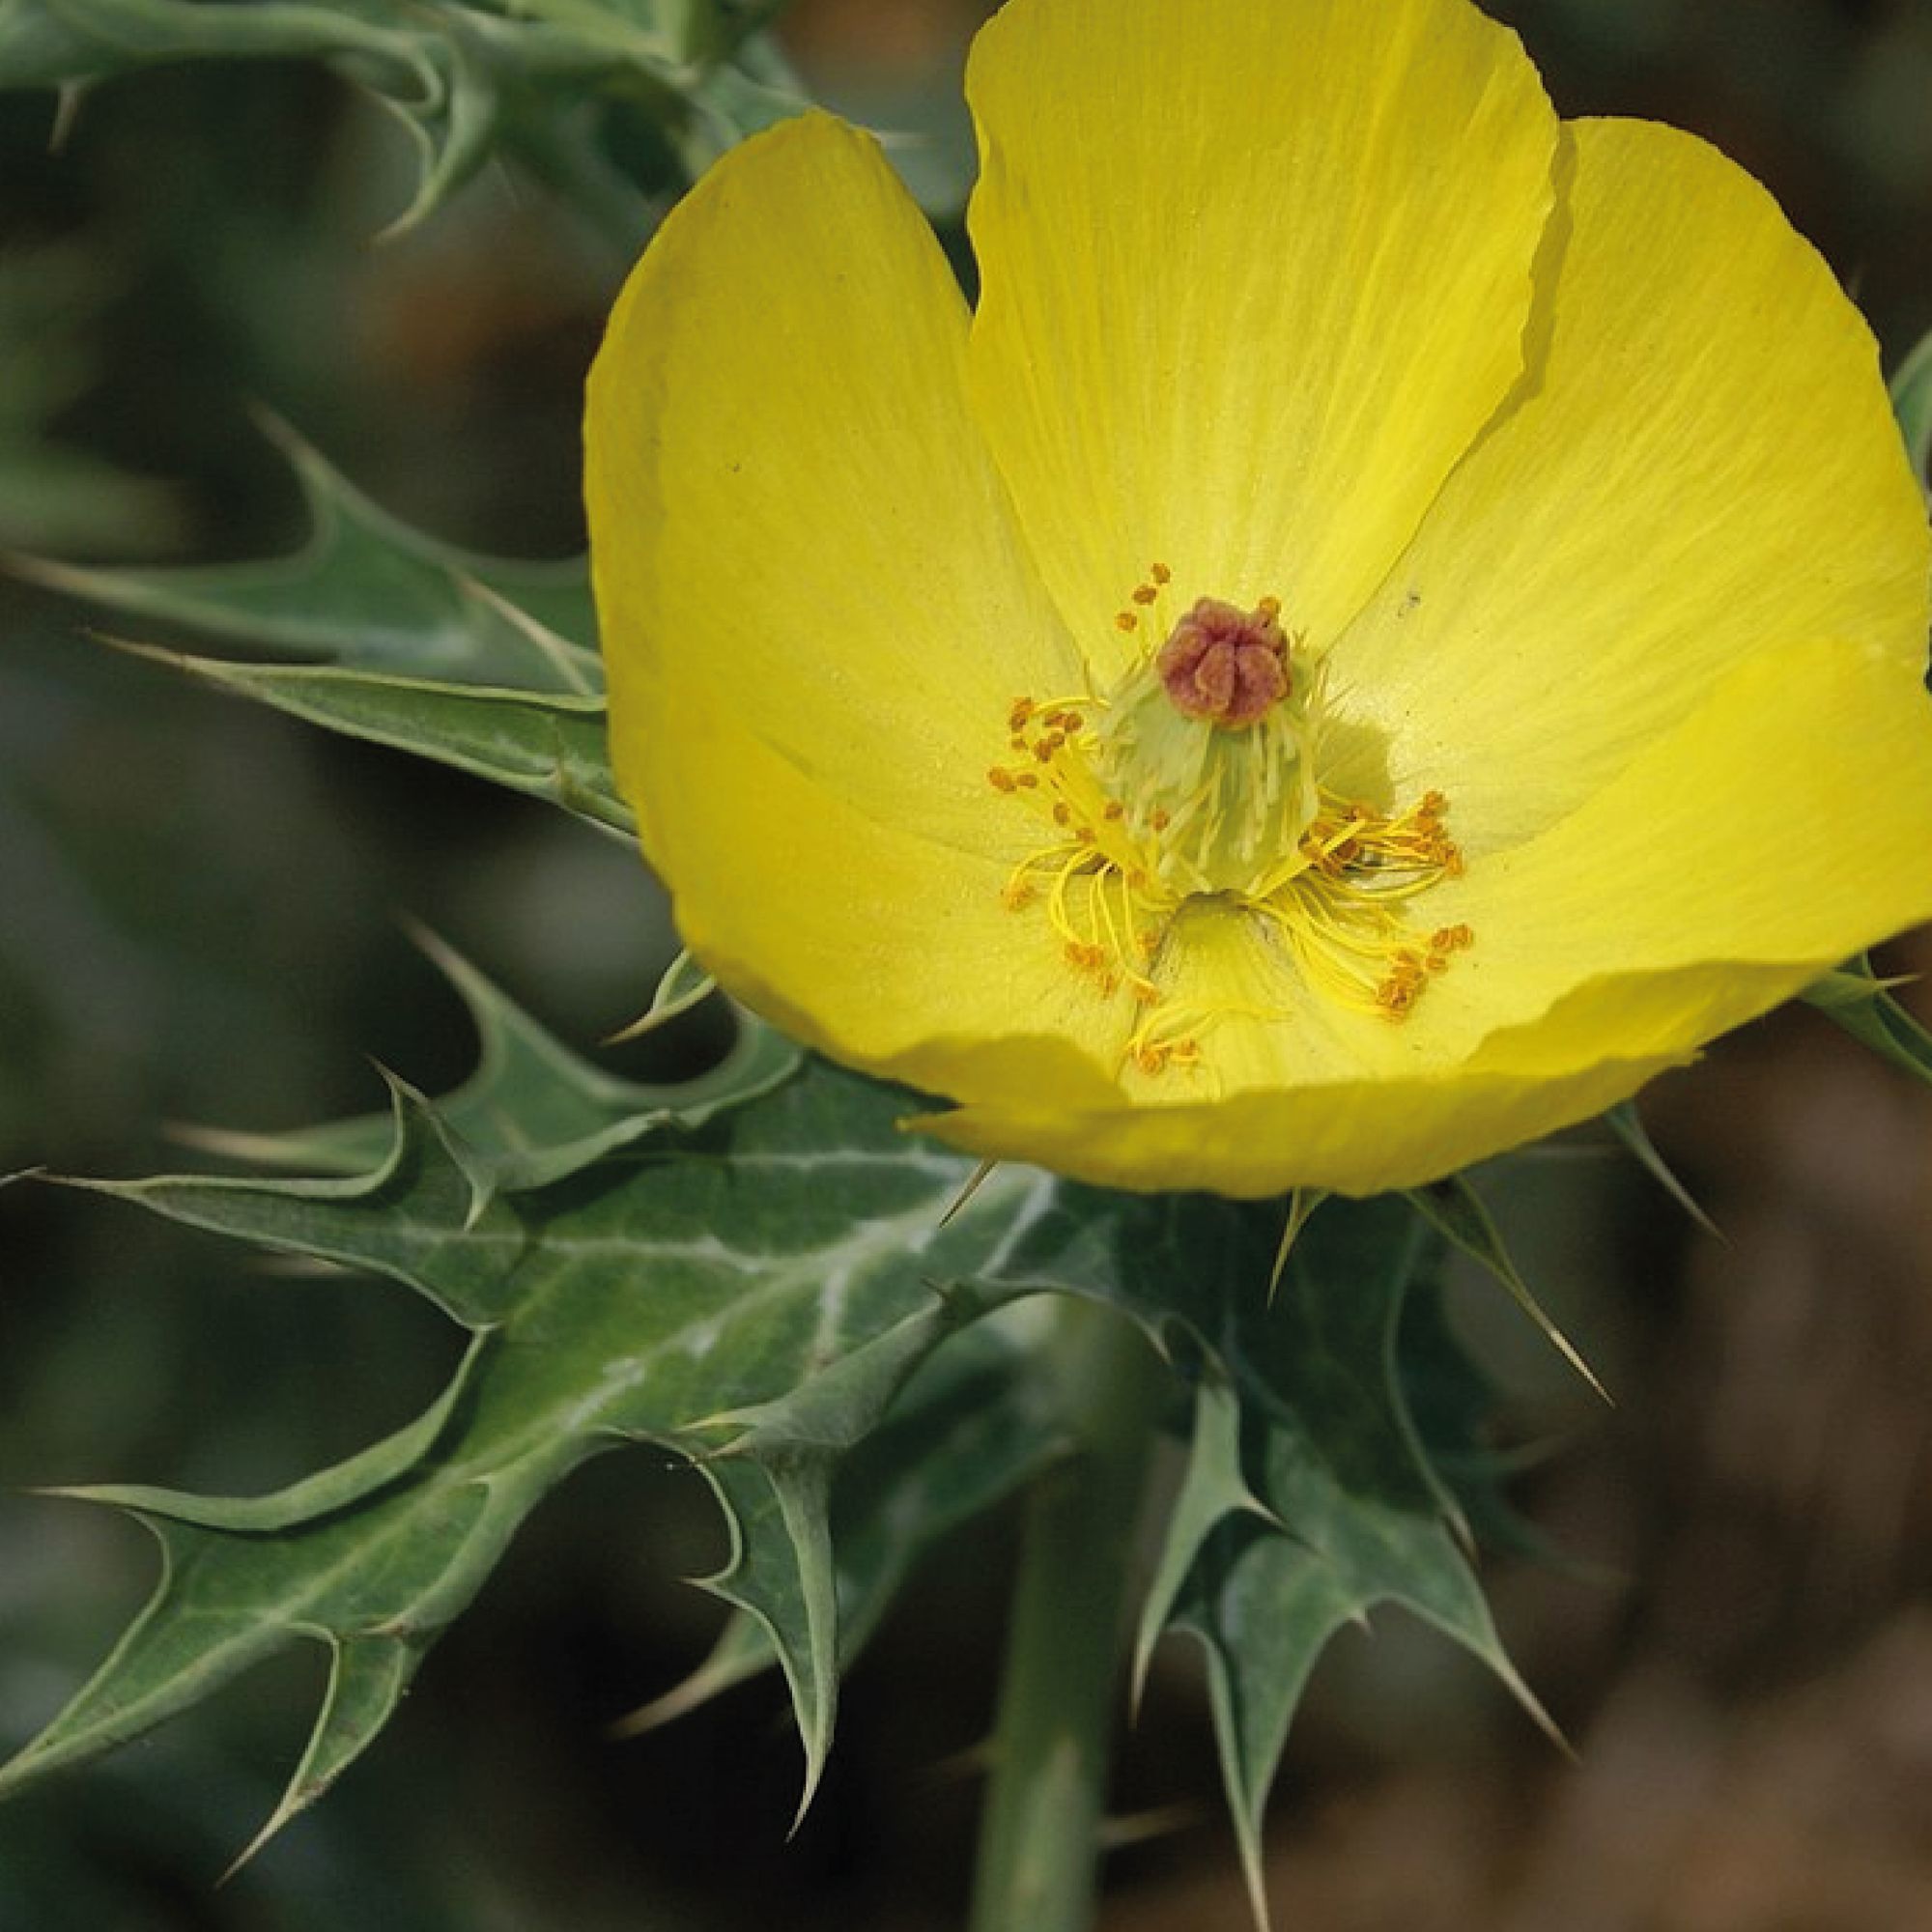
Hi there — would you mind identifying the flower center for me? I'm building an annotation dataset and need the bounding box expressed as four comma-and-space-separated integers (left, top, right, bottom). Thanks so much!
1094, 591, 1318, 897
986, 568, 1472, 1076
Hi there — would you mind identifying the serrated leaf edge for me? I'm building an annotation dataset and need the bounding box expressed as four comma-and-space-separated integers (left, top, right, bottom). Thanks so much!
1406, 1177, 1612, 1406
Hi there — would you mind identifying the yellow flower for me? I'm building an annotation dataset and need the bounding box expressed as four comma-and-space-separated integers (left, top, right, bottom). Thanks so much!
585, 0, 1932, 1198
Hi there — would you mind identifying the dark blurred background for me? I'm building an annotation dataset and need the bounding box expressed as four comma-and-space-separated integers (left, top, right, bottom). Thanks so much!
2, 1, 1930, 1925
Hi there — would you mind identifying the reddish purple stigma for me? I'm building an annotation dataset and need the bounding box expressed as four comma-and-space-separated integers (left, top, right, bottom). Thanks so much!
1154, 597, 1289, 727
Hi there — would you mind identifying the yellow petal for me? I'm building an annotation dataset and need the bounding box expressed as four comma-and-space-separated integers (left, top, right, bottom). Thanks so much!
1329, 118, 1931, 853
587, 111, 1078, 862
913, 1048, 1687, 1199
1436, 637, 1932, 1067
964, 0, 1558, 668
1179, 638, 1932, 1089
588, 111, 1133, 1102
640, 670, 1126, 1109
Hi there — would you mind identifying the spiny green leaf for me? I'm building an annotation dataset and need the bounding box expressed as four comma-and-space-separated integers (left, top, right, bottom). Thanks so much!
623, 1316, 1064, 1732
1171, 1520, 1359, 1931
1806, 952, 1932, 1087
121, 642, 632, 838
182, 931, 797, 1188
13, 1018, 1534, 1905
0, 1467, 515, 1825
968, 1186, 1550, 1926
1265, 1185, 1324, 1303
18, 429, 634, 837
1387, 1279, 1539, 1565
1406, 1175, 1611, 1406
1604, 1098, 1719, 1238
692, 1453, 839, 1825
0, 0, 430, 93
682, 1291, 994, 1817
367, 5, 672, 240
13, 420, 600, 693
1142, 1203, 1553, 1931
1130, 1370, 1269, 1711
0, 0, 795, 234
222, 1634, 420, 1881
3, 1060, 1067, 1846
61, 1079, 512, 1324
607, 948, 719, 1044
39, 1332, 490, 1533
1804, 956, 1915, 1012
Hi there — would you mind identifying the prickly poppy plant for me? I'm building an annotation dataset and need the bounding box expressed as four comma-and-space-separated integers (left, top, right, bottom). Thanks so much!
8, 0, 1932, 1926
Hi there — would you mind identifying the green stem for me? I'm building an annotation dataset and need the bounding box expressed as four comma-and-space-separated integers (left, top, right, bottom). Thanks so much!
969, 1297, 1167, 1932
